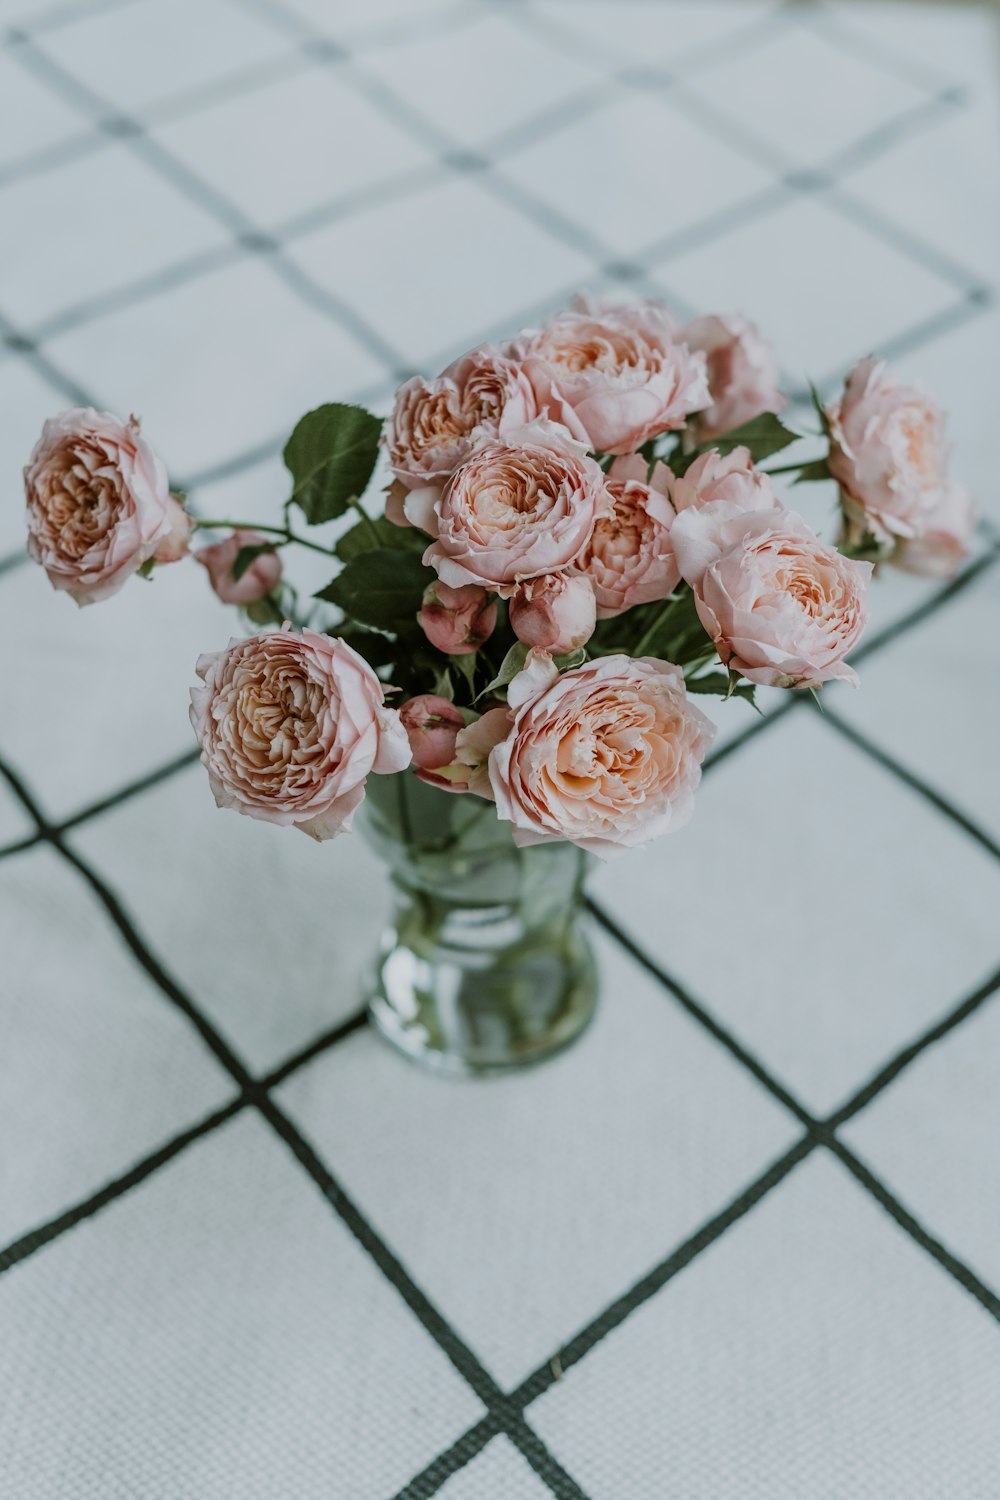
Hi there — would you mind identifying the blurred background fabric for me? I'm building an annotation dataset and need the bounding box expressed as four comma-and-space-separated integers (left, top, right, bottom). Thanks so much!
1, 0, 999, 1496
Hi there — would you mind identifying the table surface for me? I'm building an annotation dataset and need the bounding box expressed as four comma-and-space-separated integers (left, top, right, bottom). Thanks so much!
2, 0, 999, 1495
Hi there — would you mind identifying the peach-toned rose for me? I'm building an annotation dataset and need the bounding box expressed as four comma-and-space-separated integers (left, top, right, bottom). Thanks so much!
509, 571, 596, 653
24, 408, 186, 605
418, 580, 497, 655
195, 529, 282, 605
683, 314, 786, 441
400, 695, 465, 770
386, 347, 551, 488
577, 455, 678, 618
509, 297, 708, 456
405, 420, 609, 593
672, 506, 872, 688
190, 626, 410, 840
891, 481, 976, 579
827, 358, 949, 543
650, 445, 778, 527
488, 652, 714, 858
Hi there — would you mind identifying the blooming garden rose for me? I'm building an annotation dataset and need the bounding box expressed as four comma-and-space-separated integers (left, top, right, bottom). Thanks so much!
24, 408, 189, 605
488, 652, 715, 858
386, 348, 544, 488
190, 627, 410, 840
672, 505, 872, 687
578, 454, 678, 617
827, 358, 950, 543
24, 294, 965, 878
510, 298, 709, 456
405, 420, 609, 592
683, 314, 786, 441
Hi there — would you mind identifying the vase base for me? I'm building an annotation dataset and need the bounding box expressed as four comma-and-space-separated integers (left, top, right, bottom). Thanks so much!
365, 929, 599, 1077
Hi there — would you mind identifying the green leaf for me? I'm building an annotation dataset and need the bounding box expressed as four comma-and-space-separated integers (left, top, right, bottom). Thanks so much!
432, 665, 454, 700
475, 642, 528, 703
136, 557, 156, 581
334, 515, 422, 564
710, 412, 798, 462
553, 647, 587, 672
243, 595, 283, 627
451, 652, 478, 697
334, 626, 398, 671
314, 548, 431, 629
791, 457, 833, 485
685, 672, 758, 708
233, 542, 276, 581
808, 380, 832, 437
284, 403, 382, 525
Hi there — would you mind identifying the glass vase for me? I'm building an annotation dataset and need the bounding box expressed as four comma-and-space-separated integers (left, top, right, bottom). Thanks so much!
358, 771, 598, 1076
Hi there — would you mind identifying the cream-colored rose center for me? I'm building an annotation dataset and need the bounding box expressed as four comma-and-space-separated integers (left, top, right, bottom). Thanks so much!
541, 327, 646, 377
230, 659, 326, 776
38, 448, 119, 560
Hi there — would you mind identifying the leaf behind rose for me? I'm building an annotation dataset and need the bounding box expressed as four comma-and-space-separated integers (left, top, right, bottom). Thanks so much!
284, 403, 382, 525
315, 548, 431, 629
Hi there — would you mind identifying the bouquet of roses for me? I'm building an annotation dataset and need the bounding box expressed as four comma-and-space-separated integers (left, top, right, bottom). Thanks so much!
23, 298, 974, 860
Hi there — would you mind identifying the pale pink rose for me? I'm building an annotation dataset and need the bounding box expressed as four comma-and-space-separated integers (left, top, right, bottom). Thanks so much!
672, 506, 872, 688
651, 445, 778, 527
400, 695, 465, 770
154, 496, 194, 563
386, 347, 552, 488
577, 454, 678, 618
190, 626, 410, 840
892, 481, 976, 579
509, 571, 596, 653
24, 408, 184, 605
488, 652, 715, 858
195, 529, 282, 605
682, 314, 786, 441
418, 580, 497, 655
417, 706, 512, 795
827, 358, 949, 543
405, 420, 609, 593
509, 297, 709, 456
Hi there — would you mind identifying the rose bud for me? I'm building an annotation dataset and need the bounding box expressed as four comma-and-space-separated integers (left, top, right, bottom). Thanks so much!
509, 572, 596, 654
400, 694, 465, 770
418, 580, 497, 655
195, 529, 283, 605
24, 407, 185, 605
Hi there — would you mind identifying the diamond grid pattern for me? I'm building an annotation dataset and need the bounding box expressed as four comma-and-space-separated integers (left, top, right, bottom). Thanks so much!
1, 0, 999, 1496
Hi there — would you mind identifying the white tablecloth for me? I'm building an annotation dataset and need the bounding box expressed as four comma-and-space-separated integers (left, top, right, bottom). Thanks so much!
1, 1, 999, 1495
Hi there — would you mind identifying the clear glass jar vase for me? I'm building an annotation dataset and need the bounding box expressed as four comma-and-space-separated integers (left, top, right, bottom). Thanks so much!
359, 772, 598, 1076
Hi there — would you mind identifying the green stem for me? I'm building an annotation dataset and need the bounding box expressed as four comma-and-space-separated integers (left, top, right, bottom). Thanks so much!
632, 596, 678, 659
350, 496, 383, 549
192, 518, 337, 559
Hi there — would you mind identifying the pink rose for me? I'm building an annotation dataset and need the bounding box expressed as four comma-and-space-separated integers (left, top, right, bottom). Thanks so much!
682, 314, 786, 441
827, 358, 950, 543
488, 652, 715, 858
24, 407, 186, 605
416, 706, 512, 795
405, 420, 609, 594
384, 479, 411, 528
418, 580, 497, 655
509, 297, 709, 456
190, 626, 410, 840
672, 506, 872, 688
509, 571, 596, 653
195, 529, 282, 605
400, 694, 465, 770
652, 445, 778, 526
891, 481, 976, 579
386, 347, 544, 489
578, 454, 678, 618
